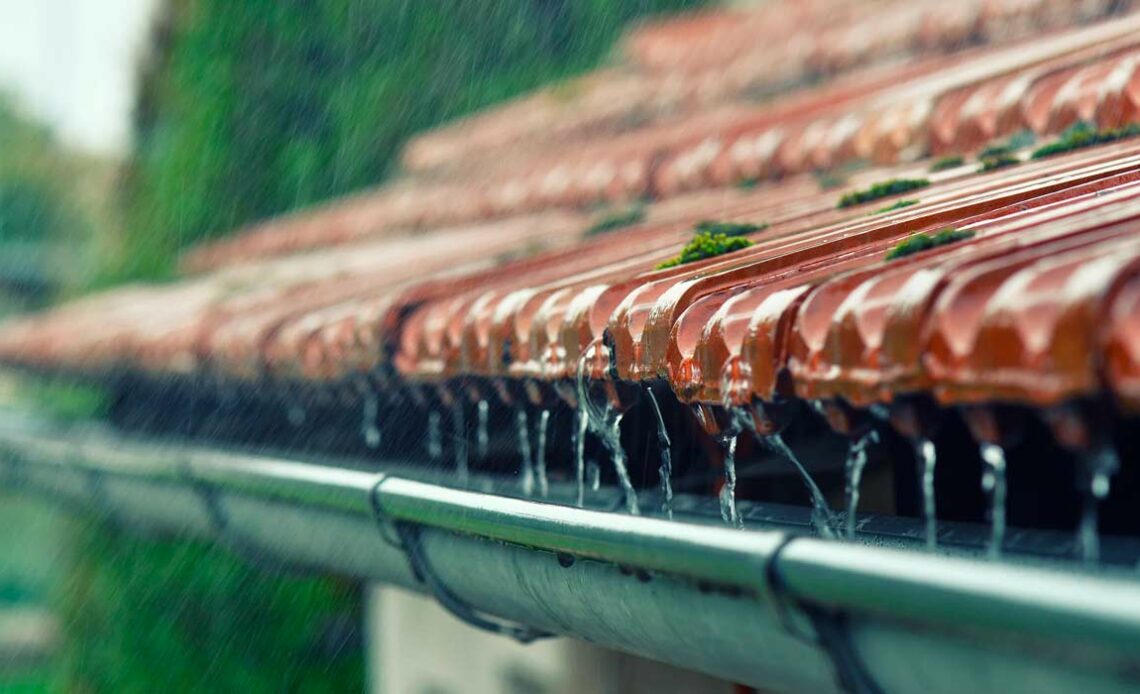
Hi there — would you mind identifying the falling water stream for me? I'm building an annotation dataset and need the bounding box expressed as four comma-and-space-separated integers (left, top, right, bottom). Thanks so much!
763, 431, 836, 539
916, 437, 938, 549
575, 339, 640, 514
608, 413, 640, 515
476, 399, 490, 461
1079, 447, 1118, 563
645, 388, 674, 519
535, 409, 550, 498
516, 409, 535, 496
361, 392, 381, 449
587, 461, 601, 491
452, 402, 469, 484
575, 408, 588, 507
427, 410, 443, 461
844, 430, 879, 539
719, 434, 741, 527
979, 443, 1007, 559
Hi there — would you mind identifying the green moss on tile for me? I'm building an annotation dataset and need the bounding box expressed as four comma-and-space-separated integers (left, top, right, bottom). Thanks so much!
657, 231, 754, 269
929, 155, 964, 172
977, 153, 1020, 172
885, 228, 975, 261
874, 199, 918, 214
693, 219, 767, 237
1031, 121, 1140, 160
837, 178, 930, 209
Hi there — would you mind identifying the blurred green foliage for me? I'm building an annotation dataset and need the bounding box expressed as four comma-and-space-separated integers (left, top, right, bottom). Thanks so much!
54, 520, 365, 693
0, 103, 106, 308
115, 0, 708, 280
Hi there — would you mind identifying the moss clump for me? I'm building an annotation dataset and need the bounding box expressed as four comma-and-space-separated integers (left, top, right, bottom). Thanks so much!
585, 206, 646, 235
1030, 121, 1140, 160
885, 228, 975, 261
693, 219, 767, 237
837, 178, 930, 209
657, 231, 754, 269
929, 155, 964, 172
978, 143, 1012, 159
978, 153, 1020, 172
736, 176, 760, 190
875, 199, 918, 214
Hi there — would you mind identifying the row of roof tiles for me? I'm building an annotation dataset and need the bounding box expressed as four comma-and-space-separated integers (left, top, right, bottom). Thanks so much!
182, 10, 1140, 274
4, 135, 1140, 446
404, 0, 1126, 175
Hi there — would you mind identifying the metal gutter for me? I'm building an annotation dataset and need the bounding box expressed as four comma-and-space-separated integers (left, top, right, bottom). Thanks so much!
1, 416, 1139, 692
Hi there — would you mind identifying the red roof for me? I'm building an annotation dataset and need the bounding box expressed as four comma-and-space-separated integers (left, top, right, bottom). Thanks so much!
3, 0, 1140, 447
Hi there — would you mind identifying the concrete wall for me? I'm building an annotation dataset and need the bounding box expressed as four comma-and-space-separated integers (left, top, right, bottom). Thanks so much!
368, 587, 738, 694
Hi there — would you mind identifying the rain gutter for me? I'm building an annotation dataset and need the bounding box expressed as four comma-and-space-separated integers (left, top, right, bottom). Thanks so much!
1, 415, 1139, 693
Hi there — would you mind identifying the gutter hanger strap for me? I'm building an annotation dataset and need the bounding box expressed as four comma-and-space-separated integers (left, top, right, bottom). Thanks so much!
370, 475, 554, 644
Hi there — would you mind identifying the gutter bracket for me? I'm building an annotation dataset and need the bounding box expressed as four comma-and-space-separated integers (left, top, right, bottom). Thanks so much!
372, 478, 554, 644
768, 536, 884, 694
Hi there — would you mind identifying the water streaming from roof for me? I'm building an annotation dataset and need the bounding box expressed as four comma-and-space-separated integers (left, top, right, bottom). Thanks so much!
575, 407, 588, 507
535, 409, 551, 498
980, 442, 1007, 559
719, 433, 741, 527
1079, 447, 1118, 563
452, 401, 469, 485
516, 408, 535, 496
844, 430, 879, 539
575, 338, 639, 514
427, 410, 443, 461
645, 388, 674, 520
763, 430, 835, 539
587, 461, 601, 492
609, 413, 640, 515
476, 399, 490, 461
361, 392, 381, 449
916, 437, 938, 549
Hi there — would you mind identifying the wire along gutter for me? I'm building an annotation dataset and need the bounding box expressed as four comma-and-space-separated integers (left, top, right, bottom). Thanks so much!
1, 417, 1139, 693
